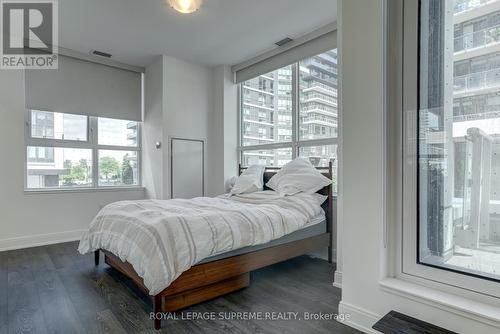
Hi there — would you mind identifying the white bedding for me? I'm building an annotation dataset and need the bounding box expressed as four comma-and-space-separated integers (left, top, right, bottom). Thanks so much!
78, 191, 326, 295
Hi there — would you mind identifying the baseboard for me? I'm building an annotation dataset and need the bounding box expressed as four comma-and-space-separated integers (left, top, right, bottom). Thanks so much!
333, 270, 342, 288
338, 301, 381, 334
0, 229, 85, 251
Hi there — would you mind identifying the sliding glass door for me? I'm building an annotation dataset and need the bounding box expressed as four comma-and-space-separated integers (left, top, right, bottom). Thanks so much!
402, 0, 500, 297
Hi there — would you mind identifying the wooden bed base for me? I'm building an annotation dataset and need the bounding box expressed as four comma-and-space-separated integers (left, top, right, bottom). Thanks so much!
94, 163, 334, 330
97, 233, 329, 330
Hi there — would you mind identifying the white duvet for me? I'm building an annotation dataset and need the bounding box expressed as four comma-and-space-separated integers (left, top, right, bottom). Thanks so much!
78, 191, 326, 295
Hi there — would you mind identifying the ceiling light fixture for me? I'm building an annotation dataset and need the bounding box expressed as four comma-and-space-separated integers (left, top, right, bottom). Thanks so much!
168, 0, 203, 14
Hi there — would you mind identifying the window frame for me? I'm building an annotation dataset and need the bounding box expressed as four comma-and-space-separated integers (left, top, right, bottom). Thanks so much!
238, 55, 338, 169
400, 0, 500, 301
24, 109, 142, 192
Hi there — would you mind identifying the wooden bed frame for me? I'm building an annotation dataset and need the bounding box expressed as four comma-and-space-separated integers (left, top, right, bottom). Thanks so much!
94, 163, 334, 330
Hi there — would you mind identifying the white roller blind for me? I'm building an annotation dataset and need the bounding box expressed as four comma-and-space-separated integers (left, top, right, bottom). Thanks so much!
25, 55, 142, 121
234, 29, 336, 83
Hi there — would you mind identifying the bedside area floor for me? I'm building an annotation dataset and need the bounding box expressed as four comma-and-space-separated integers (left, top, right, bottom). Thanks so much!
0, 241, 361, 334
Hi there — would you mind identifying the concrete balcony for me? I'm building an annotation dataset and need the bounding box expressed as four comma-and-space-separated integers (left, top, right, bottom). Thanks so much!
242, 135, 275, 143
303, 84, 336, 96
242, 118, 275, 127
301, 59, 336, 75
243, 101, 274, 111
302, 119, 337, 127
242, 84, 275, 96
301, 107, 337, 118
302, 94, 337, 107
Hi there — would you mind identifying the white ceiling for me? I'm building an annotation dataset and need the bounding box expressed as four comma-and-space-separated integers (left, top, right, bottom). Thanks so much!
59, 0, 337, 67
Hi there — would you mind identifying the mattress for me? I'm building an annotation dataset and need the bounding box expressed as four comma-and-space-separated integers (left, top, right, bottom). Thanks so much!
198, 213, 327, 264
79, 191, 327, 295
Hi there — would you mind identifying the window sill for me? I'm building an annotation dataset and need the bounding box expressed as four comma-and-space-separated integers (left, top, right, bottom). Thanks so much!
379, 277, 500, 329
24, 186, 145, 195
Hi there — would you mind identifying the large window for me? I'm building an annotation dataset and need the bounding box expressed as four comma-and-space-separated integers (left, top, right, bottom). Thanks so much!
25, 110, 141, 190
239, 49, 338, 190
402, 0, 500, 297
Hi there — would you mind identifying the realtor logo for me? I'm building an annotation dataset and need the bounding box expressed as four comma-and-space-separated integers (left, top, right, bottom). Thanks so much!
1, 0, 58, 69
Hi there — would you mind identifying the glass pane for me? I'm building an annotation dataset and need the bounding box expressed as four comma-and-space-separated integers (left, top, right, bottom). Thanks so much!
98, 117, 138, 147
98, 150, 138, 186
26, 147, 92, 189
419, 0, 500, 281
31, 110, 87, 141
299, 145, 337, 193
241, 66, 292, 146
299, 49, 338, 140
241, 148, 292, 167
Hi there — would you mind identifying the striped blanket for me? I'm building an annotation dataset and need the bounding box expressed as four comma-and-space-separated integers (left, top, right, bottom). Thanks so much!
78, 191, 326, 295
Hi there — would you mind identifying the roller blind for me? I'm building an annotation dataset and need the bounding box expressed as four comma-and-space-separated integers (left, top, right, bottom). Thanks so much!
234, 29, 336, 83
25, 55, 142, 121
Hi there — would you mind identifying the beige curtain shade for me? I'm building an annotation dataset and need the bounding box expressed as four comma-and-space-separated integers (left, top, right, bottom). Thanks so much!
234, 29, 337, 83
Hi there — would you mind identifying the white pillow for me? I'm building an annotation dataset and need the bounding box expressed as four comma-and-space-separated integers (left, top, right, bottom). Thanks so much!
230, 165, 265, 195
225, 176, 238, 193
266, 158, 332, 196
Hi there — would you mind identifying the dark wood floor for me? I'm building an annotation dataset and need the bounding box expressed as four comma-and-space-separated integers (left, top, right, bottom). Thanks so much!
0, 241, 361, 334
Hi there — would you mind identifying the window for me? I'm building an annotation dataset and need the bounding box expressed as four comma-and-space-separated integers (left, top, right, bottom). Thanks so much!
241, 148, 293, 167
239, 50, 338, 185
299, 145, 338, 193
98, 117, 138, 147
31, 110, 88, 141
25, 110, 141, 190
402, 0, 500, 298
98, 150, 138, 186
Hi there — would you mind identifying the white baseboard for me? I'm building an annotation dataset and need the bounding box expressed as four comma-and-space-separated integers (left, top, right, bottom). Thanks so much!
0, 229, 85, 251
333, 270, 342, 288
338, 301, 381, 334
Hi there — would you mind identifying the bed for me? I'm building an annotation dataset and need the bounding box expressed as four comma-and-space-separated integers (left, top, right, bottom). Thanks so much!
79, 163, 333, 330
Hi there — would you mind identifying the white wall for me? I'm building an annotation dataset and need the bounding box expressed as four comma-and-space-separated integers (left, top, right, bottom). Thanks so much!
0, 69, 145, 251
143, 56, 166, 199
338, 1, 500, 333
142, 56, 235, 199
164, 55, 212, 198
208, 65, 238, 196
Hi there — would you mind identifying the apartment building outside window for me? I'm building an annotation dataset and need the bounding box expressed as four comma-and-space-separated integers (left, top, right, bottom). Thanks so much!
239, 49, 338, 191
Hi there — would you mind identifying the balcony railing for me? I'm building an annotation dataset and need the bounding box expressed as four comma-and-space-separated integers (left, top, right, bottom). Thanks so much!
243, 82, 274, 95
301, 116, 337, 125
301, 59, 336, 74
243, 101, 274, 111
304, 82, 336, 94
301, 106, 337, 114
454, 67, 500, 93
302, 92, 337, 104
454, 0, 497, 15
454, 23, 500, 53
315, 52, 337, 65
242, 116, 274, 126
